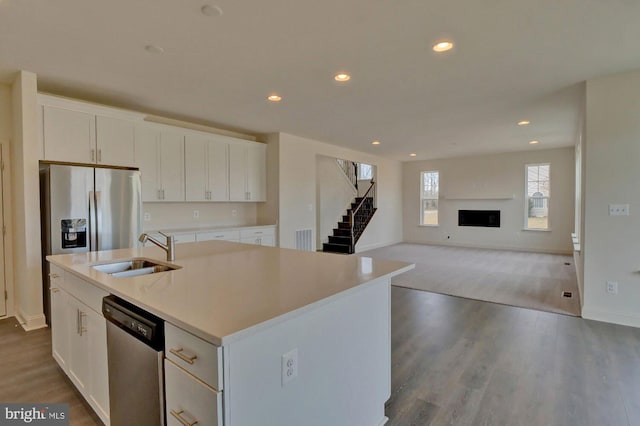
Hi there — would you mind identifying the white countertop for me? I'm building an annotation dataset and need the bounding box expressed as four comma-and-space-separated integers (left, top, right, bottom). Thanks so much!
144, 224, 276, 235
48, 241, 413, 345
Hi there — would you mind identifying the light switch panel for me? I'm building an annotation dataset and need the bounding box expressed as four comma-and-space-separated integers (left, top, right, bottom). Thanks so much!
609, 204, 629, 216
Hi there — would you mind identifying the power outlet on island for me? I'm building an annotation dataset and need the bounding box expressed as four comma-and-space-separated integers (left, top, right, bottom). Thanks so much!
281, 348, 298, 386
609, 204, 630, 216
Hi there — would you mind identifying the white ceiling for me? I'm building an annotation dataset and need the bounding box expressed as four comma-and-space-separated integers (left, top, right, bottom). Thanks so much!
1, 0, 640, 160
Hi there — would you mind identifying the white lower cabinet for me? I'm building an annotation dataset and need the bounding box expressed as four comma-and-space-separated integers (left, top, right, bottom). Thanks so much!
165, 359, 222, 426
49, 266, 110, 426
239, 227, 276, 247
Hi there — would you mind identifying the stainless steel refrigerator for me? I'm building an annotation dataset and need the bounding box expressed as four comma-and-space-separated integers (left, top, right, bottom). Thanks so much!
40, 163, 142, 323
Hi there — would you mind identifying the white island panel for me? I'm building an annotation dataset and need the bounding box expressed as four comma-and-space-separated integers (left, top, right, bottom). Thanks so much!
224, 276, 390, 426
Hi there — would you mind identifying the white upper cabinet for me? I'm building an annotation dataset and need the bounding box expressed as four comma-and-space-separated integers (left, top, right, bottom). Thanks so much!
96, 115, 135, 167
185, 134, 228, 202
43, 106, 96, 164
40, 95, 140, 167
229, 142, 266, 202
135, 124, 185, 202
247, 142, 267, 202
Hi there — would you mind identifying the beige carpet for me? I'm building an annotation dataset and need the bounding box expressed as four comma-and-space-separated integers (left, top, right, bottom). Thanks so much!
362, 243, 581, 316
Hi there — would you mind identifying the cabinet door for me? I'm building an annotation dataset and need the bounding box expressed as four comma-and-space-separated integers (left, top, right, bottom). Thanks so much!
96, 115, 135, 167
259, 234, 275, 247
185, 135, 208, 202
43, 106, 95, 163
246, 143, 266, 201
50, 287, 70, 372
135, 125, 161, 202
86, 309, 110, 423
228, 143, 247, 201
208, 139, 229, 201
159, 131, 185, 202
165, 360, 222, 426
67, 297, 90, 395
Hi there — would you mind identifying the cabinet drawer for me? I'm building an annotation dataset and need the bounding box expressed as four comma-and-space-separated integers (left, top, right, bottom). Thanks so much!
49, 263, 65, 288
63, 271, 109, 314
197, 230, 240, 242
165, 323, 223, 391
239, 227, 275, 239
165, 359, 222, 426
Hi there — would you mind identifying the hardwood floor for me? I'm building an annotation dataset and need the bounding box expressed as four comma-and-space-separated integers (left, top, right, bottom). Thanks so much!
363, 243, 581, 316
0, 318, 102, 426
386, 287, 640, 426
2, 288, 638, 425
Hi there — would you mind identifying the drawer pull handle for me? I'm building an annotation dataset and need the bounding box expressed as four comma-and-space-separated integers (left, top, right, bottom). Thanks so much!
51, 288, 60, 293
170, 409, 198, 426
170, 347, 198, 364
49, 273, 60, 279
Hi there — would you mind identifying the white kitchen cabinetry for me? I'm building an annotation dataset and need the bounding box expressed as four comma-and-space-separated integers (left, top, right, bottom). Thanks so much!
165, 323, 222, 426
197, 230, 240, 242
48, 264, 111, 425
240, 227, 276, 247
135, 124, 185, 202
41, 105, 135, 167
229, 142, 266, 202
50, 285, 70, 371
185, 134, 229, 202
165, 360, 222, 426
43, 106, 95, 164
96, 115, 135, 167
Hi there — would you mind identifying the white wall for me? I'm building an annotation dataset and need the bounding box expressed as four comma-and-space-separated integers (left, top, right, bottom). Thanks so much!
582, 69, 640, 328
11, 71, 45, 330
316, 155, 357, 249
143, 202, 258, 231
276, 133, 403, 252
403, 147, 575, 254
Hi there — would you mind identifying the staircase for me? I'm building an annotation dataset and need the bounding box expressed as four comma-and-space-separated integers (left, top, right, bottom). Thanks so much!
323, 182, 377, 254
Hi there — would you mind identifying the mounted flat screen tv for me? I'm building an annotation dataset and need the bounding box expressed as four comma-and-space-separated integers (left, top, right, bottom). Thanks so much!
458, 210, 500, 227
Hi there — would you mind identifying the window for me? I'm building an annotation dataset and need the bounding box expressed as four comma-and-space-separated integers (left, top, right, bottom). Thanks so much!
420, 171, 439, 225
526, 164, 550, 229
359, 163, 373, 180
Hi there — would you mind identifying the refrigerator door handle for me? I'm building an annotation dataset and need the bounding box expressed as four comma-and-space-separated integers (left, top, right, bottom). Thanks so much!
95, 191, 102, 250
89, 190, 97, 251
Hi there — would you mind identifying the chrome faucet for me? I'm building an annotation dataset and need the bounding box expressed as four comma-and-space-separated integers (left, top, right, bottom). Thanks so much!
139, 232, 175, 261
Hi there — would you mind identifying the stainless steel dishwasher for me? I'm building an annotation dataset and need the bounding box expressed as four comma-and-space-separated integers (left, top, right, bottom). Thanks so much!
103, 295, 165, 426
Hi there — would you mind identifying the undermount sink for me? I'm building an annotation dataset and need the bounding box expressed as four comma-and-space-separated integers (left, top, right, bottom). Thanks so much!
92, 258, 180, 278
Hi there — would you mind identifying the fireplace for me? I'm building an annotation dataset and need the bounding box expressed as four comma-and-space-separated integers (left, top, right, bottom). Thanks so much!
458, 210, 500, 227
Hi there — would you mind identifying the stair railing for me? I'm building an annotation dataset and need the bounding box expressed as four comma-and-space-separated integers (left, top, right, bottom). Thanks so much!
336, 159, 359, 192
350, 180, 376, 249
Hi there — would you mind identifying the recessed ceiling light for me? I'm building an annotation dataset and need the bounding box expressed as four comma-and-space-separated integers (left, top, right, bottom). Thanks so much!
518, 120, 531, 126
145, 45, 164, 54
267, 94, 282, 102
201, 4, 223, 16
372, 140, 381, 145
334, 73, 351, 82
529, 140, 539, 145
432, 40, 454, 53
410, 153, 417, 157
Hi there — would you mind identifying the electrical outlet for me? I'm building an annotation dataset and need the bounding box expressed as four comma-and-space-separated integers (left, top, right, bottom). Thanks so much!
609, 204, 630, 216
231, 209, 237, 217
606, 281, 618, 294
281, 348, 298, 386
193, 210, 199, 219
143, 213, 151, 222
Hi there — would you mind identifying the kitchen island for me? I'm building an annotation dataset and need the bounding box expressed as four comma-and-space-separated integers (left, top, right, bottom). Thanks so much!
48, 241, 413, 426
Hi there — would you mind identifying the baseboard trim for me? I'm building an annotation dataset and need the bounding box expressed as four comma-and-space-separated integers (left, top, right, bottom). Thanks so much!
15, 311, 47, 331
402, 239, 573, 256
582, 307, 640, 328
377, 416, 389, 426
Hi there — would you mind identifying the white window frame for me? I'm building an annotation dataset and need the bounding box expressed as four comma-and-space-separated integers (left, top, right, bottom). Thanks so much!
525, 163, 551, 230
358, 163, 373, 180
420, 170, 439, 226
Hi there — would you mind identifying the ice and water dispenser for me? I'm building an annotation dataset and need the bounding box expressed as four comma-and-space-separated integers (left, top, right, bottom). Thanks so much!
61, 219, 87, 249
